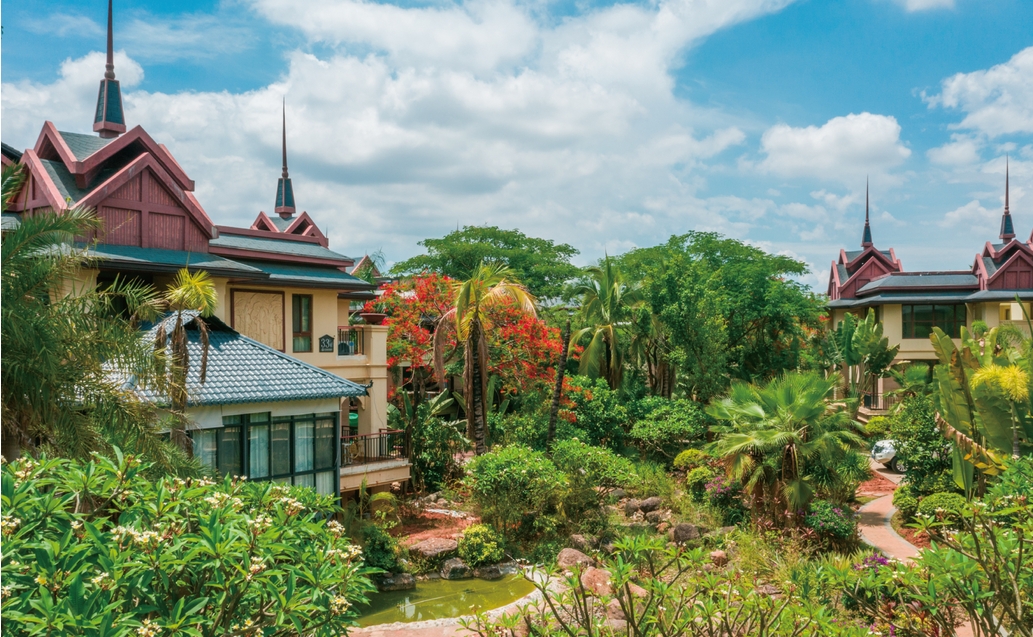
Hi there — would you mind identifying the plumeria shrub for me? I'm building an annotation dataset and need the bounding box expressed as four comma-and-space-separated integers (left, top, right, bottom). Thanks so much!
1, 452, 375, 637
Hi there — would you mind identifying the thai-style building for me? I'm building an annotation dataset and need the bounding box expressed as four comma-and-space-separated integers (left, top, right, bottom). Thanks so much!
828, 169, 1033, 412
1, 1, 410, 495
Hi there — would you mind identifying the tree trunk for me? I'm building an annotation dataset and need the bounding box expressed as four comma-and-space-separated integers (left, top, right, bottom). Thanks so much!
547, 319, 571, 451
466, 320, 489, 455
169, 315, 193, 458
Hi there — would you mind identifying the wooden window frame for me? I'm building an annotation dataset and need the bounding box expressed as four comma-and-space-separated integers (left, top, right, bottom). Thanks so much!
292, 294, 313, 353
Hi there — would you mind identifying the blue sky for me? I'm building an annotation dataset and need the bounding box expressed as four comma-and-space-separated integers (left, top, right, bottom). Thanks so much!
2, 0, 1032, 288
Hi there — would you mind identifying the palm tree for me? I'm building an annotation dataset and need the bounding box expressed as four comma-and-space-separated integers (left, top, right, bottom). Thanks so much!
433, 261, 536, 455
706, 372, 867, 527
153, 268, 219, 456
1, 164, 193, 473
570, 257, 641, 390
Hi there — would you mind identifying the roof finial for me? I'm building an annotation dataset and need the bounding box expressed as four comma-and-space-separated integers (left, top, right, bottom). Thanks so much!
1000, 155, 1015, 241
861, 177, 873, 248
93, 0, 125, 138
274, 98, 296, 217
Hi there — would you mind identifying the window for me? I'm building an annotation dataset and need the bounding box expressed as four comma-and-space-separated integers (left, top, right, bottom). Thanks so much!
902, 304, 966, 339
294, 418, 314, 473
271, 421, 291, 476
193, 429, 218, 470
292, 295, 312, 352
217, 425, 243, 477
315, 414, 336, 470
247, 412, 271, 479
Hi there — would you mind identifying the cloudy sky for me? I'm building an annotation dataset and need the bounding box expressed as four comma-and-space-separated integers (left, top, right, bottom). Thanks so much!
2, 0, 1032, 288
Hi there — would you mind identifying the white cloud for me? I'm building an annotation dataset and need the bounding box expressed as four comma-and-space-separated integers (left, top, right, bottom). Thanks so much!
940, 200, 996, 230
893, 0, 953, 11
24, 13, 104, 38
926, 47, 1033, 137
927, 134, 983, 166
758, 113, 911, 181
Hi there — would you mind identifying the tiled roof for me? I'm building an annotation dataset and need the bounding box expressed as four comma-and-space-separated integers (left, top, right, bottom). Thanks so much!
40, 158, 91, 203
1, 142, 23, 163
829, 291, 975, 308
87, 243, 265, 277
58, 131, 114, 161
210, 233, 352, 262
2, 213, 21, 231
234, 260, 375, 290
127, 312, 367, 406
983, 257, 999, 276
857, 273, 978, 293
843, 249, 893, 262
269, 215, 293, 231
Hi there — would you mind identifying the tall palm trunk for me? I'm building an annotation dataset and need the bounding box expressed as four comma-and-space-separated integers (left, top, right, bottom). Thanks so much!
168, 312, 193, 457
547, 319, 571, 450
466, 319, 490, 455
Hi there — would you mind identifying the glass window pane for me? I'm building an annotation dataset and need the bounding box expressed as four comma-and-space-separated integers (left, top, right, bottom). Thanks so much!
250, 412, 270, 424
294, 473, 314, 489
218, 426, 242, 477
913, 305, 933, 323
913, 324, 932, 340
223, 414, 242, 426
294, 420, 314, 472
315, 417, 335, 470
316, 471, 335, 495
249, 424, 270, 479
271, 422, 291, 476
194, 429, 218, 470
293, 335, 312, 351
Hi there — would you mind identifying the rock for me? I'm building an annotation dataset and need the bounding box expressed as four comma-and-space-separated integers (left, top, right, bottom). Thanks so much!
638, 497, 663, 513
606, 599, 626, 620
580, 567, 613, 596
627, 582, 649, 598
656, 521, 670, 534
473, 564, 505, 580
609, 488, 627, 500
440, 558, 472, 580
709, 550, 728, 567
374, 573, 416, 592
645, 510, 669, 524
756, 584, 781, 597
603, 619, 628, 634
410, 538, 458, 560
600, 542, 617, 555
623, 499, 642, 515
557, 548, 593, 570
435, 498, 449, 507
670, 523, 701, 543
569, 534, 596, 552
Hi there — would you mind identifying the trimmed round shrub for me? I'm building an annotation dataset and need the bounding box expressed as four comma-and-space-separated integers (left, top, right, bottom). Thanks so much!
458, 524, 506, 566
893, 494, 919, 521
686, 466, 715, 501
804, 500, 858, 542
673, 448, 710, 471
917, 492, 967, 522
865, 416, 891, 438
552, 438, 637, 487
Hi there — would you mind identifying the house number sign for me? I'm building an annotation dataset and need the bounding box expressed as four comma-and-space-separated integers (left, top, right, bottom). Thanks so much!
319, 334, 335, 353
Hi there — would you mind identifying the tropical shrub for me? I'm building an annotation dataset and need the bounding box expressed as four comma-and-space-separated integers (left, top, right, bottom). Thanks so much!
0, 453, 375, 637
686, 466, 715, 501
988, 455, 1033, 502
673, 448, 710, 471
806, 449, 871, 503
864, 416, 891, 438
565, 376, 628, 448
458, 524, 506, 567
629, 399, 709, 460
705, 475, 748, 526
894, 495, 919, 522
629, 461, 677, 502
464, 445, 566, 540
552, 439, 636, 528
917, 492, 966, 523
889, 395, 952, 495
804, 500, 858, 547
361, 521, 402, 573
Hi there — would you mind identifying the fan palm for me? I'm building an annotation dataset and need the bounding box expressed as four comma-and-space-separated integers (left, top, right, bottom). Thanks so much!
433, 261, 536, 455
570, 257, 642, 390
707, 372, 866, 526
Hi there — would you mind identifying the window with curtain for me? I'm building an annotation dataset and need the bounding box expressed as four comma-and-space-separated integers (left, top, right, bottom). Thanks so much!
292, 295, 312, 352
293, 474, 314, 488
218, 425, 243, 477
294, 419, 314, 473
193, 429, 218, 470
902, 304, 966, 339
249, 424, 270, 478
314, 415, 335, 470
271, 421, 291, 476
316, 471, 335, 495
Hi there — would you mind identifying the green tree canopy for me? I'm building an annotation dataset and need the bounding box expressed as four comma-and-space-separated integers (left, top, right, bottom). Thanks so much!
391, 226, 579, 300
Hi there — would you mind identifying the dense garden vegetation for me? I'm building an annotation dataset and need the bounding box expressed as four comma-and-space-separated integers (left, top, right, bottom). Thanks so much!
3, 162, 1031, 637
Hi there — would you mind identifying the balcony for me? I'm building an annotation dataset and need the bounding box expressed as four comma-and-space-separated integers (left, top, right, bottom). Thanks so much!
337, 325, 365, 357
341, 429, 407, 467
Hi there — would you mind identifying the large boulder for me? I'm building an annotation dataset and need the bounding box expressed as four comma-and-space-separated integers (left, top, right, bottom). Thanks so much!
410, 538, 458, 560
580, 567, 613, 596
623, 499, 642, 515
709, 550, 729, 567
638, 497, 663, 513
557, 548, 593, 570
440, 558, 472, 580
569, 534, 597, 552
645, 510, 670, 525
606, 599, 626, 621
374, 573, 416, 592
627, 582, 649, 598
473, 564, 505, 580
670, 523, 701, 544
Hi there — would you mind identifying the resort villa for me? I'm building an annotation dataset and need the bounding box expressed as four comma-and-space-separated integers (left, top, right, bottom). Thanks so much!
828, 176, 1033, 413
0, 2, 410, 497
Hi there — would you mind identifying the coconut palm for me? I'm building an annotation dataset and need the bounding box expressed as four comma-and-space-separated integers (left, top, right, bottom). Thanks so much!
433, 261, 536, 455
570, 257, 642, 390
153, 268, 219, 455
1, 164, 192, 472
706, 371, 867, 526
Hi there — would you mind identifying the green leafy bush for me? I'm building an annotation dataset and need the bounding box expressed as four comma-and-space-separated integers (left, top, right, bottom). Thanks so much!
804, 500, 858, 544
361, 521, 402, 573
917, 492, 966, 522
989, 456, 1033, 502
629, 461, 676, 502
566, 376, 629, 448
865, 416, 891, 438
553, 439, 636, 529
685, 466, 715, 501
0, 453, 375, 636
893, 493, 919, 521
458, 524, 506, 566
465, 445, 567, 541
673, 448, 710, 471
889, 396, 952, 494
704, 474, 747, 526
629, 399, 709, 459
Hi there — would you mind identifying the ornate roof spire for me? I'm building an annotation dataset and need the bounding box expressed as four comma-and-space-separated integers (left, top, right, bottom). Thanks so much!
861, 177, 873, 248
1000, 155, 1015, 241
274, 98, 296, 217
93, 0, 126, 138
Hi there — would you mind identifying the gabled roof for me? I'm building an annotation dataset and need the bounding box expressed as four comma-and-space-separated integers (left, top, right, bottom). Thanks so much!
210, 232, 352, 265
2, 142, 23, 165
86, 244, 266, 278
58, 131, 115, 161
127, 312, 367, 407
857, 272, 979, 295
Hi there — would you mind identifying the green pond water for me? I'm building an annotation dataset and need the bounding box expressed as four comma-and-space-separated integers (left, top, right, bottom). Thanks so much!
356, 575, 536, 626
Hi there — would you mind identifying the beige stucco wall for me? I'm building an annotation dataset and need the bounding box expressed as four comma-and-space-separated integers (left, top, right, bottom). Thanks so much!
185, 397, 342, 430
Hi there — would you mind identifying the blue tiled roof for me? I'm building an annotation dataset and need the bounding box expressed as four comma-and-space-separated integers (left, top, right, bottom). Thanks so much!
211, 233, 352, 262
269, 215, 293, 231
87, 244, 265, 277
127, 312, 367, 406
58, 131, 114, 161
857, 273, 978, 294
40, 159, 90, 203
2, 213, 21, 231
233, 259, 374, 290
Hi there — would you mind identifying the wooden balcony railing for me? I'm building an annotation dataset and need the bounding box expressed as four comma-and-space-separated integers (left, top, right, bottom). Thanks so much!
341, 429, 407, 466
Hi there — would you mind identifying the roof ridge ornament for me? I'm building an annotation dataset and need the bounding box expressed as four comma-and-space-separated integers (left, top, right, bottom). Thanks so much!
274, 98, 296, 218
861, 177, 873, 248
1000, 155, 1015, 241
93, 0, 126, 138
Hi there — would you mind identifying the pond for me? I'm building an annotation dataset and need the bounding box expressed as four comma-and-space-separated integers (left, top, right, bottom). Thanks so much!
356, 574, 537, 626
